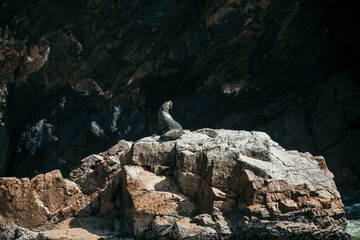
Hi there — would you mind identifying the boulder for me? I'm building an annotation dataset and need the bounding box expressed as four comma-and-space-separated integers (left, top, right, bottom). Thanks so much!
121, 165, 196, 237
0, 170, 90, 230
0, 139, 132, 237
0, 129, 350, 239
120, 129, 349, 239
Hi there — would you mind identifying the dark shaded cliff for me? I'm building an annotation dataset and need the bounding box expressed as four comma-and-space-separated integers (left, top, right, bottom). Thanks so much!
0, 0, 359, 198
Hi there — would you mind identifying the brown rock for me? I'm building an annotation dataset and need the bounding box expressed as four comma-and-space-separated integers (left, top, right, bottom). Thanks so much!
0, 170, 88, 229
173, 217, 218, 240
131, 136, 176, 167
176, 150, 201, 172
175, 170, 201, 198
121, 165, 196, 236
0, 129, 350, 239
118, 129, 349, 239
279, 199, 299, 212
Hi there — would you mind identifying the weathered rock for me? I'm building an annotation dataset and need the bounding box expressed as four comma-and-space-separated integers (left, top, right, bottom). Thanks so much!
130, 137, 177, 167
0, 129, 350, 239
0, 123, 7, 176
0, 215, 38, 240
173, 217, 218, 240
0, 83, 8, 177
11, 119, 59, 177
68, 140, 132, 218
38, 217, 123, 240
0, 170, 89, 230
0, 0, 358, 200
0, 139, 132, 237
121, 165, 196, 237
120, 129, 349, 239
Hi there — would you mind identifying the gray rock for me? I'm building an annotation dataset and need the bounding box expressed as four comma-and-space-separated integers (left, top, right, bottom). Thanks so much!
119, 129, 348, 239
0, 129, 349, 239
173, 217, 218, 240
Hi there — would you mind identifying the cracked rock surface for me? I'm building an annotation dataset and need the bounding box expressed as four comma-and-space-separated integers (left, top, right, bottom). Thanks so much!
0, 129, 349, 239
0, 0, 359, 199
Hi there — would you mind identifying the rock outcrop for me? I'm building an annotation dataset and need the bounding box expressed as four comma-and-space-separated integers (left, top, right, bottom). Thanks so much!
0, 0, 359, 199
0, 129, 349, 239
0, 140, 132, 239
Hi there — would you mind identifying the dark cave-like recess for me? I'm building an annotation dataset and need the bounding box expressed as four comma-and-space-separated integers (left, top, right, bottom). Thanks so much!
0, 0, 359, 198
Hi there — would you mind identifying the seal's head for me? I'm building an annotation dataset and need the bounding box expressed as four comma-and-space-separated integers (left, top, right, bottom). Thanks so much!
160, 100, 172, 112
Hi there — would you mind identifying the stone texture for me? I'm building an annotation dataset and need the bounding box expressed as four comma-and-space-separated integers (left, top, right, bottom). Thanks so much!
0, 139, 132, 238
0, 0, 358, 201
173, 217, 218, 240
0, 82, 8, 177
122, 165, 196, 237
0, 170, 89, 230
38, 217, 122, 240
0, 123, 7, 176
0, 128, 351, 238
0, 215, 38, 240
121, 129, 349, 239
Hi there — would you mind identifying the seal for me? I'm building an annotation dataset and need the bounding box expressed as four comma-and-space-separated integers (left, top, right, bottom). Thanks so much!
158, 100, 183, 140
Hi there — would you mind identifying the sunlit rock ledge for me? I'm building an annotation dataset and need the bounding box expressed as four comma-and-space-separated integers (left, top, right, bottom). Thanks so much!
0, 129, 349, 239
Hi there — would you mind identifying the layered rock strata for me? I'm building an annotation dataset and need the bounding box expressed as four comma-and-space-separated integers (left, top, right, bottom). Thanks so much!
0, 129, 349, 239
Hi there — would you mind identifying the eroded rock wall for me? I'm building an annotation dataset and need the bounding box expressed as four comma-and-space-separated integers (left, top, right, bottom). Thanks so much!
0, 0, 359, 198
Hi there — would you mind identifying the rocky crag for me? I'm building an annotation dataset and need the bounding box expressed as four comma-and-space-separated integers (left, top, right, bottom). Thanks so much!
0, 0, 359, 199
0, 129, 349, 239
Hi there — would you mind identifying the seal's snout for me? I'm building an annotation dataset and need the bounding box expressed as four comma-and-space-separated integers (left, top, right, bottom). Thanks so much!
168, 100, 173, 109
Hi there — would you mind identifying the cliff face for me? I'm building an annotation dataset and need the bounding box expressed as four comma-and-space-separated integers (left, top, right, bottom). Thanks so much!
0, 129, 349, 239
0, 0, 359, 198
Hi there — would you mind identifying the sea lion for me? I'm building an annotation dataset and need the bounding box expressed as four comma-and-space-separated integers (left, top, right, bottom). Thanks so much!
158, 100, 183, 140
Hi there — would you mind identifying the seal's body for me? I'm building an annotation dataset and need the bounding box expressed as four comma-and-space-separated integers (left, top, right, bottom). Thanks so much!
158, 100, 183, 140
